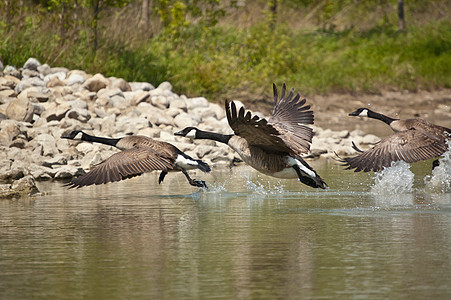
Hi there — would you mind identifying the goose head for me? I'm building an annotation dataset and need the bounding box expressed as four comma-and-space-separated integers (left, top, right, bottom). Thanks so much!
61, 130, 84, 140
174, 127, 199, 139
349, 108, 371, 117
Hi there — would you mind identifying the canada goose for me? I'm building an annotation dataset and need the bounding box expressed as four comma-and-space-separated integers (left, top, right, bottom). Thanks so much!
62, 130, 211, 188
340, 108, 451, 172
175, 83, 327, 189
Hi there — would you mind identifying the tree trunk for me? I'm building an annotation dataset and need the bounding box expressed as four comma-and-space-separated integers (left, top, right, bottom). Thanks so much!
140, 0, 150, 33
60, 0, 66, 44
6, 0, 12, 32
92, 0, 100, 51
269, 0, 277, 30
397, 0, 405, 31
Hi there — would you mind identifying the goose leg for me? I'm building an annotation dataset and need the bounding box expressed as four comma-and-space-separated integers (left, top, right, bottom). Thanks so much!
181, 169, 207, 188
432, 159, 440, 170
293, 165, 327, 189
158, 171, 168, 184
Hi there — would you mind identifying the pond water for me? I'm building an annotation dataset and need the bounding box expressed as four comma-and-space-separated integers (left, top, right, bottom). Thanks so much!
1, 158, 450, 299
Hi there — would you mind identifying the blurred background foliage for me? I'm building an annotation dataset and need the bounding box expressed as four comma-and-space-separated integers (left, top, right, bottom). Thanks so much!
1, 0, 450, 102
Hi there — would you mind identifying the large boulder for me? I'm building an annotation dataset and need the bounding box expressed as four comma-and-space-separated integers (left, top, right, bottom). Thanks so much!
0, 176, 40, 199
5, 97, 34, 122
23, 58, 41, 71
83, 73, 109, 92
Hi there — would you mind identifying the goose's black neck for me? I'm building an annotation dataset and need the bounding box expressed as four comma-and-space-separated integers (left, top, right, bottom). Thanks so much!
81, 132, 120, 147
367, 110, 398, 125
196, 129, 233, 144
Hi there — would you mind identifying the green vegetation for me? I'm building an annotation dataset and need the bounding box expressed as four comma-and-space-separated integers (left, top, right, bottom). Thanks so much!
1, 1, 450, 101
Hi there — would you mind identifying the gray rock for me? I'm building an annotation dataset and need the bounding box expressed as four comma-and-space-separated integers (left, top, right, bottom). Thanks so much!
44, 71, 66, 84
362, 134, 380, 145
0, 167, 25, 183
41, 105, 71, 122
110, 77, 131, 92
109, 95, 129, 109
15, 77, 45, 94
29, 165, 54, 181
0, 75, 19, 89
68, 99, 88, 110
0, 89, 15, 98
159, 130, 176, 142
65, 73, 86, 86
0, 120, 20, 146
23, 58, 41, 71
54, 166, 85, 179
5, 97, 34, 122
137, 127, 159, 138
42, 155, 68, 168
173, 112, 199, 129
94, 107, 107, 118
169, 98, 187, 111
196, 145, 213, 158
127, 90, 150, 106
3, 65, 21, 78
21, 69, 41, 78
151, 95, 169, 109
46, 76, 65, 88
26, 90, 52, 103
337, 130, 350, 139
83, 73, 108, 92
49, 67, 69, 75
129, 82, 154, 91
157, 81, 172, 91
66, 108, 91, 123
187, 97, 209, 110
37, 64, 51, 76
0, 175, 39, 199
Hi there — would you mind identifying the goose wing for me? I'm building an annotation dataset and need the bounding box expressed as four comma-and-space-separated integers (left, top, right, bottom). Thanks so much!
268, 83, 314, 154
66, 145, 175, 188
225, 99, 293, 153
341, 129, 449, 172
120, 136, 180, 156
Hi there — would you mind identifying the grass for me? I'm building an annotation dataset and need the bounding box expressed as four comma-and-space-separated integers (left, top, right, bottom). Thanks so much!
1, 13, 450, 103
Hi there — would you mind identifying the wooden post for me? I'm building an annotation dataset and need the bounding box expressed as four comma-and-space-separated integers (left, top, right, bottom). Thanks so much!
398, 0, 405, 31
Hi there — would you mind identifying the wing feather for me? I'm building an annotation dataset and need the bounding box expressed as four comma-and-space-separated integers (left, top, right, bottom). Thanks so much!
269, 83, 314, 154
226, 99, 291, 153
225, 83, 315, 155
67, 145, 175, 188
340, 129, 449, 172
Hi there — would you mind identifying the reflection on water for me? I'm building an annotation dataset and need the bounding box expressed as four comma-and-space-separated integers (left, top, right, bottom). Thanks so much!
1, 160, 450, 299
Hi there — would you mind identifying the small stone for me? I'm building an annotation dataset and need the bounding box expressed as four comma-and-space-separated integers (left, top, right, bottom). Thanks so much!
23, 58, 41, 71
5, 97, 34, 122
362, 134, 380, 145
83, 73, 108, 92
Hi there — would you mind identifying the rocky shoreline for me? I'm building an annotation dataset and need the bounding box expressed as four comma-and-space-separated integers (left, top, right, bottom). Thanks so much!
0, 58, 380, 198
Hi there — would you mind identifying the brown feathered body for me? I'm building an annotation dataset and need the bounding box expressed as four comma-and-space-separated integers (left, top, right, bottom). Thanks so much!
62, 131, 210, 188
342, 108, 451, 172
175, 83, 327, 189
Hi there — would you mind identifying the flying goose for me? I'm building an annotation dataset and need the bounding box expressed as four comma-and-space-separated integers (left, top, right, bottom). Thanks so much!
62, 130, 211, 188
340, 108, 451, 172
175, 83, 327, 189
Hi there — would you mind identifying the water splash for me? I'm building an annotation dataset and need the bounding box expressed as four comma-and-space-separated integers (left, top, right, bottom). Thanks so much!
424, 139, 451, 193
243, 174, 285, 195
370, 160, 414, 195
204, 182, 228, 193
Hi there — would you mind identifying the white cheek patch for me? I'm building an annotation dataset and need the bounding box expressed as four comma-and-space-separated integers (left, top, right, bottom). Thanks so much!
187, 129, 197, 139
359, 110, 368, 117
74, 132, 84, 140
